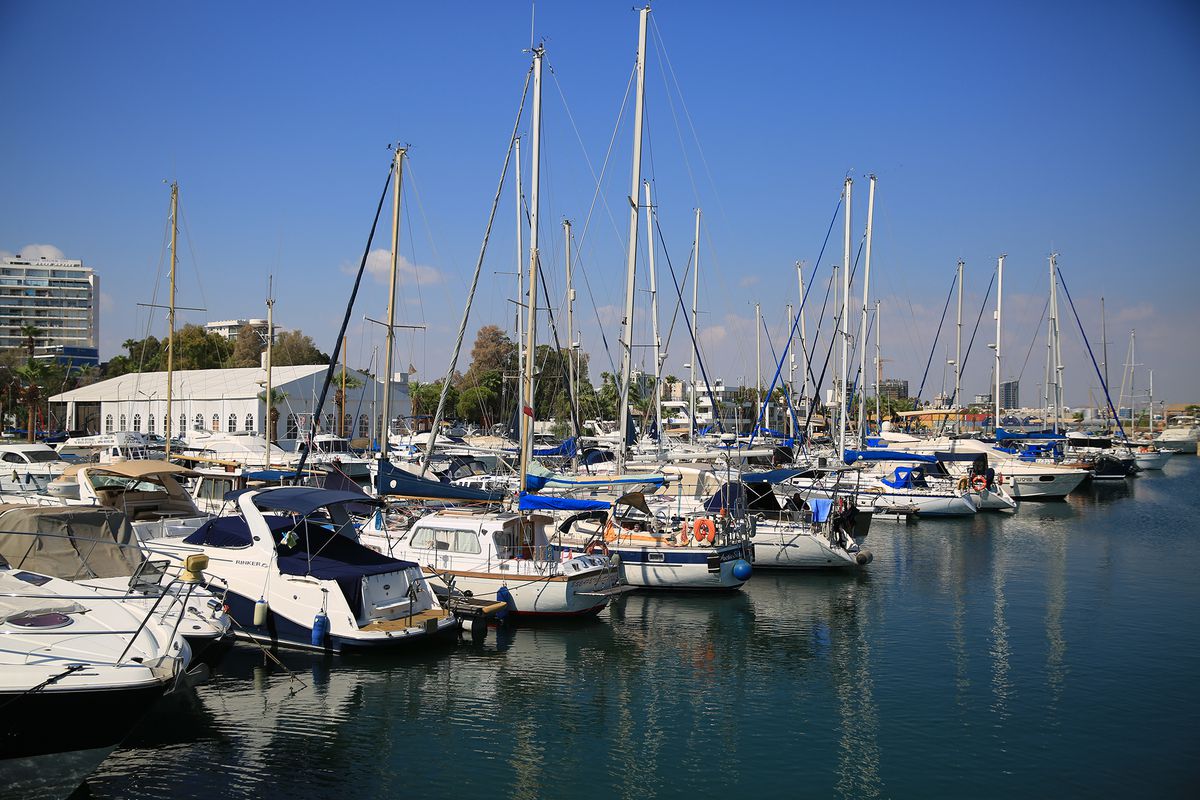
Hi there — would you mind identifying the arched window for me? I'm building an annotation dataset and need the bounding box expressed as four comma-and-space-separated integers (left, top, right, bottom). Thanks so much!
163, 415, 169, 436
228, 414, 237, 433
194, 414, 203, 431
286, 414, 299, 439
147, 415, 155, 435
119, 414, 127, 430
245, 414, 254, 432
132, 414, 141, 433
358, 414, 369, 438
105, 414, 114, 434
211, 414, 220, 431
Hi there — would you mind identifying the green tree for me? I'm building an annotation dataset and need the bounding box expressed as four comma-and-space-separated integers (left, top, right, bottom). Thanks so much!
13, 359, 51, 442
257, 387, 288, 440
20, 324, 42, 359
272, 330, 327, 366
457, 385, 498, 426
230, 324, 265, 367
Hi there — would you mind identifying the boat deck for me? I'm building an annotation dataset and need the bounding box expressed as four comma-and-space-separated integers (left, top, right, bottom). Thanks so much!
360, 608, 452, 631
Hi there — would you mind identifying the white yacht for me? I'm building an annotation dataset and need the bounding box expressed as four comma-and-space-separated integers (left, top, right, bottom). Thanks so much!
359, 502, 622, 617
0, 442, 69, 494
0, 557, 192, 799
1155, 415, 1199, 449
142, 486, 458, 652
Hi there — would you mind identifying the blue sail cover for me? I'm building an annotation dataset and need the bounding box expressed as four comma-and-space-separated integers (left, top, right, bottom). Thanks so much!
881, 466, 927, 489
995, 428, 1065, 441
376, 459, 503, 502
518, 493, 611, 512
532, 437, 578, 458
843, 449, 938, 464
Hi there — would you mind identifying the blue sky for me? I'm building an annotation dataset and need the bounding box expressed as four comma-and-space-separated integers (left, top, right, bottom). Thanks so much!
2, 0, 1198, 407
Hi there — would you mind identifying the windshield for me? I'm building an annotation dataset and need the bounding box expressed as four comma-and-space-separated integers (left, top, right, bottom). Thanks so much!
90, 474, 167, 493
24, 450, 64, 463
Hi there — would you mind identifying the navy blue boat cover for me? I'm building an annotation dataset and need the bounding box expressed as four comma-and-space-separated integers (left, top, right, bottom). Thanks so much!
843, 449, 938, 464
518, 493, 610, 512
376, 459, 503, 502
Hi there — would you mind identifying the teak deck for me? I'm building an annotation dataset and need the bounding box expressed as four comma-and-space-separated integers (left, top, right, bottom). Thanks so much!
360, 609, 451, 631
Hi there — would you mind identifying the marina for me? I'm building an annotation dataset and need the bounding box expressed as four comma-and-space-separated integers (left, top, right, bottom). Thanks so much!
1, 2, 1198, 798
67, 457, 1199, 799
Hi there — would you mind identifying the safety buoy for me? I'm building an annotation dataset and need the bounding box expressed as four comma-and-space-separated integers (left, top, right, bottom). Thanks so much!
971, 475, 988, 491
584, 539, 610, 557
693, 517, 717, 545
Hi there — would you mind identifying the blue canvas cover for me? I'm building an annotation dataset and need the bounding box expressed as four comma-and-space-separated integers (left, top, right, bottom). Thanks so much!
183, 515, 294, 548
275, 521, 417, 618
881, 466, 927, 489
376, 459, 503, 502
809, 498, 833, 523
704, 482, 744, 513
518, 493, 610, 512
843, 449, 938, 464
995, 428, 1065, 441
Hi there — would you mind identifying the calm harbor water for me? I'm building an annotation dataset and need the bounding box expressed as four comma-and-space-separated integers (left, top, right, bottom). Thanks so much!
81, 459, 1200, 799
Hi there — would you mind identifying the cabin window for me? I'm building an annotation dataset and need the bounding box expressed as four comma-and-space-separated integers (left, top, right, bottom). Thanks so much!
132, 414, 141, 433
212, 414, 220, 432
228, 414, 237, 433
410, 527, 481, 555
358, 414, 369, 438
194, 414, 203, 432
147, 415, 155, 435
245, 414, 254, 432
105, 414, 113, 433
119, 414, 127, 430
2, 452, 22, 463
196, 477, 233, 501
285, 414, 299, 439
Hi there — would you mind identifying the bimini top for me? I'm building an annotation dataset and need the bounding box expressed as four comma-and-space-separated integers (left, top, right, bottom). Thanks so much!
85, 459, 198, 479
251, 486, 383, 516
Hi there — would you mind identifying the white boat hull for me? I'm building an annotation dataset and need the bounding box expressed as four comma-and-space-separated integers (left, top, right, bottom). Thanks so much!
750, 525, 865, 569
1134, 451, 1173, 470
1003, 470, 1087, 499
422, 563, 616, 616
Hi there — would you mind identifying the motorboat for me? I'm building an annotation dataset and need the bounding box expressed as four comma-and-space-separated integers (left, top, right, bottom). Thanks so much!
0, 504, 231, 665
0, 442, 69, 494
141, 486, 458, 652
55, 431, 151, 464
0, 556, 191, 799
359, 499, 623, 617
1155, 415, 1199, 449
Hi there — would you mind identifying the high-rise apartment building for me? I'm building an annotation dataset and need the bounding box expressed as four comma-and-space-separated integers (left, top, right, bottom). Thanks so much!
0, 255, 99, 365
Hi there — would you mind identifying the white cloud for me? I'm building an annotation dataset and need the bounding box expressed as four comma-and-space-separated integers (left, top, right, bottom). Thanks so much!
738, 275, 760, 288
341, 248, 442, 286
12, 243, 65, 260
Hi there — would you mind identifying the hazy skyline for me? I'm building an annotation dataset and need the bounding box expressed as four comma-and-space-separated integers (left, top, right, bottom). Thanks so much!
2, 1, 1197, 407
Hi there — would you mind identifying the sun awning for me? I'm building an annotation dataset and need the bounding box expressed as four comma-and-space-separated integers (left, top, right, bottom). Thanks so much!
85, 459, 198, 479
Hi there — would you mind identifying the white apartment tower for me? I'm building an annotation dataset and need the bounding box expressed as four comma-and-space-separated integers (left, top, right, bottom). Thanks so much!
0, 255, 99, 363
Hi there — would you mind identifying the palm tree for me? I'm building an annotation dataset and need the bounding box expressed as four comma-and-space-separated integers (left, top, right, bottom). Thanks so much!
13, 360, 50, 442
257, 388, 288, 441
20, 323, 42, 360
333, 375, 364, 437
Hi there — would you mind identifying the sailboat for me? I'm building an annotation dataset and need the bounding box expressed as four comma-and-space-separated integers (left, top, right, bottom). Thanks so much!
358, 66, 621, 616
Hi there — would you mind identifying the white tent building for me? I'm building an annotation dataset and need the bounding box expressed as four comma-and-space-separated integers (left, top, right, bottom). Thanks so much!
50, 365, 411, 444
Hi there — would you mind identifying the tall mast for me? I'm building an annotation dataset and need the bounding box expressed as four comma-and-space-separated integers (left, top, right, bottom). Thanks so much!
954, 258, 963, 427
514, 136, 524, 435
381, 146, 406, 457
755, 302, 762, 433
874, 299, 882, 432
786, 302, 794, 437
797, 262, 809, 436
518, 46, 544, 493
564, 218, 577, 449
1101, 296, 1109, 430
340, 336, 347, 436
643, 180, 664, 460
690, 208, 701, 441
264, 276, 274, 464
1130, 330, 1137, 436
839, 177, 852, 460
994, 254, 1005, 429
165, 182, 178, 458
615, 6, 650, 473
859, 175, 875, 443
1147, 367, 1154, 439
1049, 252, 1063, 433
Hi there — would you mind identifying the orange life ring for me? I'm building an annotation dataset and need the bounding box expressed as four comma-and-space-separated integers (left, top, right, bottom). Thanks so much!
584, 539, 610, 557
678, 520, 691, 545
971, 475, 988, 491
692, 518, 716, 545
